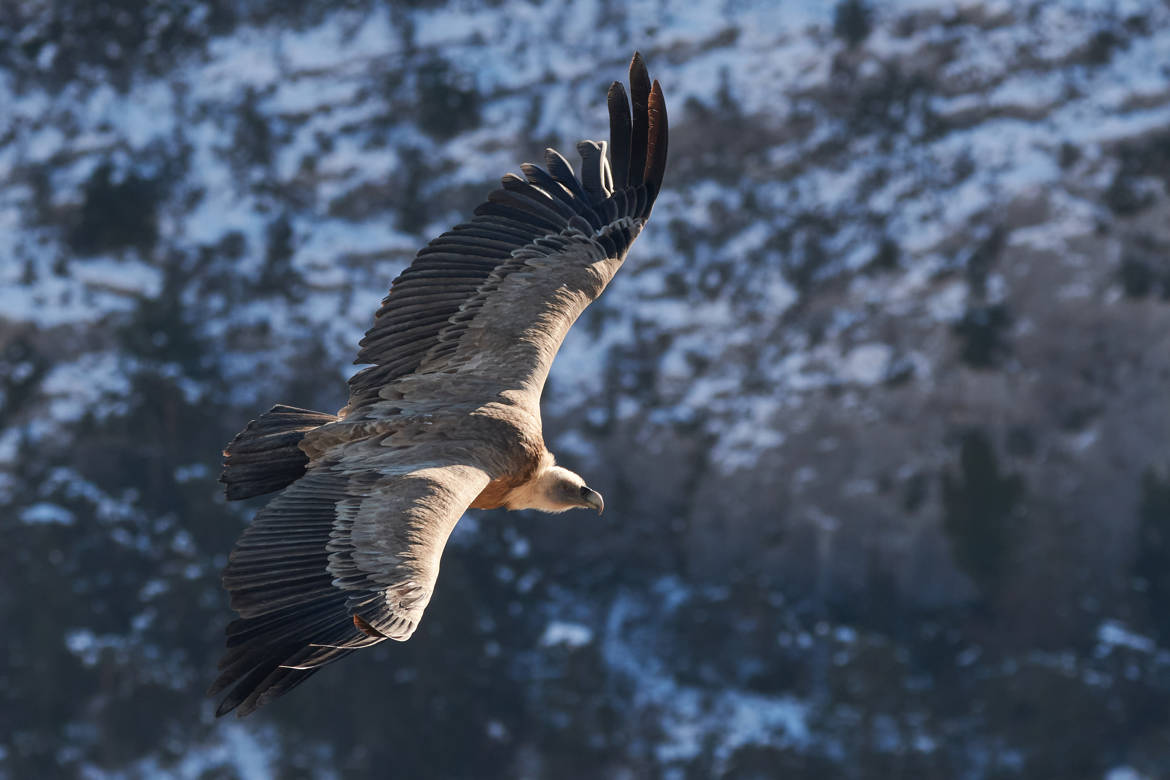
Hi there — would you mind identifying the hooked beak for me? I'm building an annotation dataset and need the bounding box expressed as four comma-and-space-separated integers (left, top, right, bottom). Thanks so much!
581, 487, 604, 515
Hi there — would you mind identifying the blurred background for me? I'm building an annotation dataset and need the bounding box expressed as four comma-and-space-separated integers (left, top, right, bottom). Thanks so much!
2, 0, 1170, 777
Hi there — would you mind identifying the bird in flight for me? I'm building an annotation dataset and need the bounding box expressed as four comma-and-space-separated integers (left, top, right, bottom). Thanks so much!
210, 53, 668, 717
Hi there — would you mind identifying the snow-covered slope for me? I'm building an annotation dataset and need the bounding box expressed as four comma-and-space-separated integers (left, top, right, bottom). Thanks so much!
3, 1, 1170, 777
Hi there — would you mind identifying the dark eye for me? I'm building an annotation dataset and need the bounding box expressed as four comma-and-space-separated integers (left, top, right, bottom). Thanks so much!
579, 485, 591, 497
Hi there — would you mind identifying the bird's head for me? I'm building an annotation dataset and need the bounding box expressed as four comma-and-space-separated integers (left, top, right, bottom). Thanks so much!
508, 465, 604, 514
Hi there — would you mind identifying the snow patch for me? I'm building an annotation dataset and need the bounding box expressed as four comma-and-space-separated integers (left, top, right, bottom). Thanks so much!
1096, 621, 1156, 656
602, 582, 811, 770
1105, 768, 1149, 780
841, 344, 893, 386
20, 502, 75, 526
72, 258, 164, 298
540, 621, 594, 648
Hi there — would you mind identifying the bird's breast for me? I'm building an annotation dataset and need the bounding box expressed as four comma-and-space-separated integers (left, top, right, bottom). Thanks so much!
469, 477, 519, 510
464, 413, 547, 510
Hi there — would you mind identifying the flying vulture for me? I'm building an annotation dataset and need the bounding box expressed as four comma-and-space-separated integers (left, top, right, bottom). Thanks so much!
210, 53, 668, 717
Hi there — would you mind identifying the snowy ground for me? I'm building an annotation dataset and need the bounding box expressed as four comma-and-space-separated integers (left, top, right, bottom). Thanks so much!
4, 0, 1170, 777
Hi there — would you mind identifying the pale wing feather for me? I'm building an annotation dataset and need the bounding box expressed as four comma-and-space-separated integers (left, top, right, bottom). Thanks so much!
211, 440, 491, 717
329, 459, 491, 639
419, 227, 630, 404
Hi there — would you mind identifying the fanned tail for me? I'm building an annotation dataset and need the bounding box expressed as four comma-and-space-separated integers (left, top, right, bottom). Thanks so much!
220, 404, 338, 501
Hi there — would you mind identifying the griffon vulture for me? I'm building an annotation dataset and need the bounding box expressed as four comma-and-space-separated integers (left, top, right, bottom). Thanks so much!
210, 53, 668, 716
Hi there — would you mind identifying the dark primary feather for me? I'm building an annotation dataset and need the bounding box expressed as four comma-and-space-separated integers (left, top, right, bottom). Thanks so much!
627, 53, 652, 191
607, 82, 631, 191
345, 52, 669, 414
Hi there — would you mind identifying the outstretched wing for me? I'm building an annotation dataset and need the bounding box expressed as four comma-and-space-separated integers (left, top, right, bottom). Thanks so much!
210, 441, 491, 717
345, 53, 668, 416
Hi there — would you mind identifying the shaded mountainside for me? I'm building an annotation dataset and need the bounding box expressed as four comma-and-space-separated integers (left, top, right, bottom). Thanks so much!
3, 0, 1170, 777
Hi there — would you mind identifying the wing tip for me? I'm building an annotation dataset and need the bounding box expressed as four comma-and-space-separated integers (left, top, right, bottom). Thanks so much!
580, 53, 669, 212
644, 78, 669, 193
607, 75, 632, 192
607, 80, 630, 120
630, 50, 647, 78
629, 52, 651, 101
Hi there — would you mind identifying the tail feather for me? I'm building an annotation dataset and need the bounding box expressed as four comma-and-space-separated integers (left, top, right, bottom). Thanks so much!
220, 404, 337, 501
